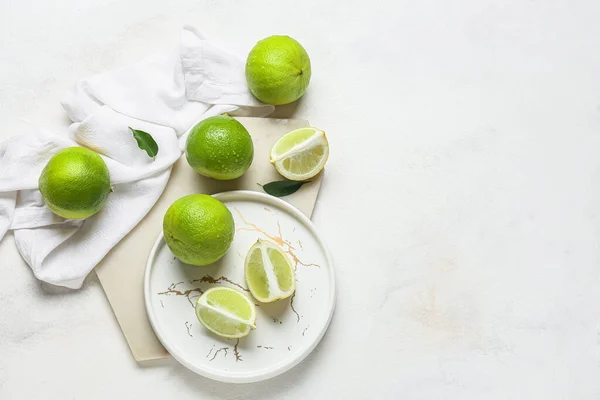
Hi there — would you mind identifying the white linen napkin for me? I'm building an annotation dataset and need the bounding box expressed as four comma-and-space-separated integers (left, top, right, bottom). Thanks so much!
0, 26, 274, 289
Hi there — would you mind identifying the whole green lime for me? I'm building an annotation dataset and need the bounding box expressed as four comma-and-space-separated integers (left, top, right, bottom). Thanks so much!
185, 115, 254, 180
163, 194, 234, 266
245, 35, 311, 105
38, 147, 110, 220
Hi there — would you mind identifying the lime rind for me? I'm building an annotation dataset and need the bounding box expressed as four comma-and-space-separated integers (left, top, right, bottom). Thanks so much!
38, 147, 111, 220
163, 194, 235, 266
245, 35, 311, 105
185, 115, 254, 181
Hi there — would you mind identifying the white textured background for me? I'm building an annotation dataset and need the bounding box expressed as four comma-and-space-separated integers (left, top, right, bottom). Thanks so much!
2, 0, 600, 398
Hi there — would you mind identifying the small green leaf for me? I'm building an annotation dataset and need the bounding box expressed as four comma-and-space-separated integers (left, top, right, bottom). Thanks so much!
263, 180, 311, 197
129, 127, 159, 158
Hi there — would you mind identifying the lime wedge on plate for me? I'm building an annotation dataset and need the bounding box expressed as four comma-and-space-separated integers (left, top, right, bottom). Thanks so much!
195, 287, 256, 339
245, 239, 296, 303
270, 127, 329, 181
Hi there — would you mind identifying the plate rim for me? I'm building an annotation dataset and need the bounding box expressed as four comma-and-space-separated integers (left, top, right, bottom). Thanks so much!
144, 190, 336, 383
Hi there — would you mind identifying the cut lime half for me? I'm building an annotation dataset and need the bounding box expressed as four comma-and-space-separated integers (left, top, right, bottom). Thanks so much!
195, 287, 256, 339
270, 127, 329, 181
245, 239, 296, 303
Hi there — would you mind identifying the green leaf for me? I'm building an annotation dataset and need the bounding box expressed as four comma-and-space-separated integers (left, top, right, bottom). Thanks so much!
263, 180, 311, 197
129, 127, 159, 158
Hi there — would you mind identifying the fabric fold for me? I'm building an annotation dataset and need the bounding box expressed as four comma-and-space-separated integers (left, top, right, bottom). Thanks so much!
0, 27, 272, 288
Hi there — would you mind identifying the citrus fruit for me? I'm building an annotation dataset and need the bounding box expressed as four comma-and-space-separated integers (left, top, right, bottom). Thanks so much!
185, 115, 254, 180
244, 239, 295, 303
270, 127, 329, 181
195, 287, 256, 338
38, 147, 110, 219
245, 35, 311, 105
163, 194, 234, 266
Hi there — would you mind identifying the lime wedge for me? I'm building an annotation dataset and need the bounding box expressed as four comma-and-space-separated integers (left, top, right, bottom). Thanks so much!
270, 127, 329, 181
245, 239, 296, 303
195, 287, 256, 339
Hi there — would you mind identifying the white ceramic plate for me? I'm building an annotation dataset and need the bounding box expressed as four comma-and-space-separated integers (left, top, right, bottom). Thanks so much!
144, 190, 335, 383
